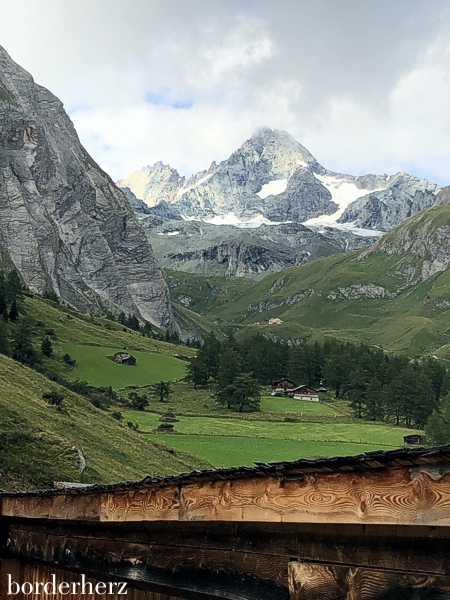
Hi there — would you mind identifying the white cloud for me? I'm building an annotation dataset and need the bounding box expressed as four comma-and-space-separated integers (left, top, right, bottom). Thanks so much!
1, 0, 450, 183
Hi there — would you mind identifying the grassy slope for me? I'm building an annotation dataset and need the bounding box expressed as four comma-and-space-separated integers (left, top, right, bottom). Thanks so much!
62, 345, 187, 389
0, 354, 211, 491
165, 207, 450, 358
198, 249, 450, 359
27, 296, 196, 357
24, 295, 195, 389
0, 296, 211, 491
167, 270, 254, 315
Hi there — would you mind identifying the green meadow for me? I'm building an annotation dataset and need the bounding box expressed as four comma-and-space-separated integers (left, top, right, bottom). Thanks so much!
123, 402, 417, 469
61, 344, 187, 389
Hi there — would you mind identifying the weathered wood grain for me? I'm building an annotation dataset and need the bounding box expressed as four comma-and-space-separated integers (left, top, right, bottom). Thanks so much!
5, 529, 289, 600
7, 519, 450, 576
4, 464, 450, 526
288, 562, 450, 600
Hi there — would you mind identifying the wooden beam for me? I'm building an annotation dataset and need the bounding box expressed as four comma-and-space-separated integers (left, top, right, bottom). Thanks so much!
3, 462, 450, 525
288, 561, 450, 600
7, 520, 450, 576
5, 528, 289, 600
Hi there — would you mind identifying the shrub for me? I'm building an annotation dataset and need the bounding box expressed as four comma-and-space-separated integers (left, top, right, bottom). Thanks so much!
63, 353, 77, 366
42, 390, 65, 408
157, 423, 175, 432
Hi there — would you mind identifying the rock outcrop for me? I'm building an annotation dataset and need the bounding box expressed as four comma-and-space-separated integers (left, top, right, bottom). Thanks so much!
360, 206, 450, 283
0, 46, 176, 330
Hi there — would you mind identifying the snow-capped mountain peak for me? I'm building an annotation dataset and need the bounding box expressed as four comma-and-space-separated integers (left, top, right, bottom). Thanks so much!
118, 127, 442, 234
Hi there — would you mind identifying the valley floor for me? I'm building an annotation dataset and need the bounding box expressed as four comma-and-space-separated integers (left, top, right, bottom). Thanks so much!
122, 392, 419, 468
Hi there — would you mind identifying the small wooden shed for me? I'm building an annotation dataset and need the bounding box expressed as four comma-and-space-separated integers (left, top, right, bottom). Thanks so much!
113, 352, 136, 366
403, 434, 425, 446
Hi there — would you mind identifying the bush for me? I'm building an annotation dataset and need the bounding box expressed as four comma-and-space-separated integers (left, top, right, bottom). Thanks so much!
127, 421, 138, 431
157, 423, 175, 432
41, 336, 53, 357
111, 411, 122, 421
42, 290, 59, 303
128, 391, 149, 411
42, 390, 65, 408
63, 353, 77, 366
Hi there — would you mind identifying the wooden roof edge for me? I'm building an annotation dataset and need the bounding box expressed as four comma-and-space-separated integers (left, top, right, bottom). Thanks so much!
3, 444, 450, 499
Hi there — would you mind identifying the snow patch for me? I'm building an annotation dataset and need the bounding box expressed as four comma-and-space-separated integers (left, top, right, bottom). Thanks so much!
157, 230, 181, 236
296, 159, 309, 168
205, 212, 289, 229
195, 173, 214, 187
257, 179, 288, 199
180, 214, 200, 221
302, 174, 385, 230
177, 172, 214, 196
307, 221, 384, 238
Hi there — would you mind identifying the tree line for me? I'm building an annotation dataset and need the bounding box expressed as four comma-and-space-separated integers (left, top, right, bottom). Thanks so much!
186, 333, 450, 428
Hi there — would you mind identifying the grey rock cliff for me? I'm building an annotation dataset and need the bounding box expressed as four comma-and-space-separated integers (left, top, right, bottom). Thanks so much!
0, 46, 176, 330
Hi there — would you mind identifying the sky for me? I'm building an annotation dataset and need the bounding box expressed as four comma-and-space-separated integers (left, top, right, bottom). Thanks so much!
1, 0, 450, 184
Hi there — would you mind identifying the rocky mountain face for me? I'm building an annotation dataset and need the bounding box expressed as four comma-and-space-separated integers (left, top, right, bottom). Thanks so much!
0, 46, 177, 330
136, 212, 378, 280
361, 205, 450, 285
120, 127, 441, 230
119, 128, 441, 279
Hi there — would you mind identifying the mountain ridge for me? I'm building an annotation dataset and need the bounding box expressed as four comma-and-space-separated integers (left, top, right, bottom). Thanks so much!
0, 45, 177, 331
119, 128, 442, 233
167, 205, 450, 359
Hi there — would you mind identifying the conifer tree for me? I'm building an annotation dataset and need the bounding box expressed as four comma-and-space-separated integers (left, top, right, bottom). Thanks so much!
6, 269, 23, 303
41, 335, 53, 357
0, 272, 7, 317
0, 319, 9, 355
8, 298, 19, 321
150, 381, 171, 403
11, 318, 37, 367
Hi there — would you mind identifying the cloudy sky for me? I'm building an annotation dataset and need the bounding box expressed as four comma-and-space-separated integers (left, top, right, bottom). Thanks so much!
1, 0, 450, 183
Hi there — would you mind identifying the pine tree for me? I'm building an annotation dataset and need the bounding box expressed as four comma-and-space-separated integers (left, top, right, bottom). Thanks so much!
230, 372, 261, 413
186, 359, 209, 388
0, 272, 7, 317
150, 381, 171, 403
363, 378, 385, 421
0, 319, 9, 355
126, 314, 140, 331
128, 391, 149, 411
41, 335, 53, 357
6, 269, 23, 304
425, 393, 450, 445
11, 319, 37, 367
217, 348, 241, 388
348, 369, 368, 418
8, 298, 19, 321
